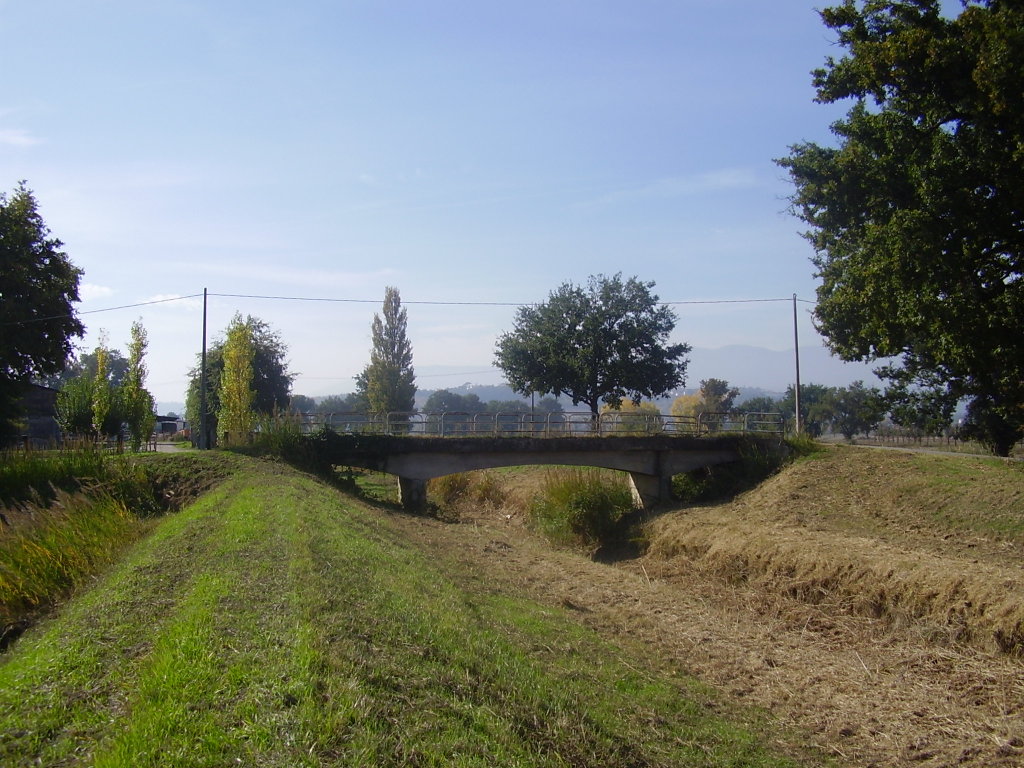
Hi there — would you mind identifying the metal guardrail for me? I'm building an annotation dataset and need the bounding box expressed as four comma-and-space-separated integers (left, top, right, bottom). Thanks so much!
292, 411, 784, 438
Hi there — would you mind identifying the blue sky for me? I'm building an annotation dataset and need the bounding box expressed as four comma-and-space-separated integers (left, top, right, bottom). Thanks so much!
3, 1, 864, 406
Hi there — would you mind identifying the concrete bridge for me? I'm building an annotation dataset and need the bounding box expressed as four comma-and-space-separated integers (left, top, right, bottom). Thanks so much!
312, 433, 782, 512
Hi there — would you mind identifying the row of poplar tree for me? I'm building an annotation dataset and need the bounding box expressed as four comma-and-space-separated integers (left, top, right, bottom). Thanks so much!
54, 321, 156, 452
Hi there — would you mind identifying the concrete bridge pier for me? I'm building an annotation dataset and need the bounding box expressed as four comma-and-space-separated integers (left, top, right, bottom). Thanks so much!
627, 471, 672, 510
398, 477, 428, 513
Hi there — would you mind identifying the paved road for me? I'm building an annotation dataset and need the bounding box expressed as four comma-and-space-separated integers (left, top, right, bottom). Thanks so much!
154, 442, 189, 453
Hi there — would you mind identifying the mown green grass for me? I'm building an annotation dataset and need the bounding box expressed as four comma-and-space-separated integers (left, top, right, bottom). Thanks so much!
0, 456, 816, 767
905, 451, 1024, 541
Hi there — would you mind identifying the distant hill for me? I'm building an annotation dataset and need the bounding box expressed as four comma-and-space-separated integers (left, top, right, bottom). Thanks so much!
157, 401, 185, 417
684, 345, 882, 391
303, 344, 883, 412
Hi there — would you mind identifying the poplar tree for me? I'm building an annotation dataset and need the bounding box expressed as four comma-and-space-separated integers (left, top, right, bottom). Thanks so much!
123, 320, 156, 451
357, 287, 416, 415
184, 315, 292, 443
218, 313, 256, 444
91, 333, 113, 439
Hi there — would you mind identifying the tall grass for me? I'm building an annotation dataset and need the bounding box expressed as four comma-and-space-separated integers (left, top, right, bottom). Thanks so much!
0, 446, 108, 508
529, 468, 635, 550
1, 492, 140, 647
0, 448, 173, 648
428, 471, 505, 515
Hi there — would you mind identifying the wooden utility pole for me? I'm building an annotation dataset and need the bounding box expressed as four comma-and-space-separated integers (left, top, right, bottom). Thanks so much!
793, 293, 802, 435
200, 288, 208, 449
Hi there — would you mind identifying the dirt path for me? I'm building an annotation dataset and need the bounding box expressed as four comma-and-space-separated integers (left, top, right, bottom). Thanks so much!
386, 506, 1024, 768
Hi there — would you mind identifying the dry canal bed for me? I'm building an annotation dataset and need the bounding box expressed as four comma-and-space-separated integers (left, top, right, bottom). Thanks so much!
394, 445, 1024, 767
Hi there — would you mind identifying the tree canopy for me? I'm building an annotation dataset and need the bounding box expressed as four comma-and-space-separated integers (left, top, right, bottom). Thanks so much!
288, 394, 317, 414
40, 349, 129, 390
423, 389, 486, 414
315, 393, 367, 414
779, 384, 838, 438
55, 324, 156, 449
831, 380, 885, 440
672, 378, 740, 420
494, 274, 690, 416
777, 0, 1024, 455
356, 287, 416, 415
185, 315, 292, 444
0, 183, 84, 439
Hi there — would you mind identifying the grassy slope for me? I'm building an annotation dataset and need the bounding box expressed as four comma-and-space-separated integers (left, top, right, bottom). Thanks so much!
0, 456, 810, 768
733, 446, 1024, 551
645, 445, 1024, 653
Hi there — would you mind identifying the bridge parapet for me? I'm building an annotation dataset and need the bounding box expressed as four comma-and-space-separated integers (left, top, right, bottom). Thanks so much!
298, 410, 784, 438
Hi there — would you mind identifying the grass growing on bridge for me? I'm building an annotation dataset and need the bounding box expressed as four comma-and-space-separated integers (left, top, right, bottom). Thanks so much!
0, 455, 810, 767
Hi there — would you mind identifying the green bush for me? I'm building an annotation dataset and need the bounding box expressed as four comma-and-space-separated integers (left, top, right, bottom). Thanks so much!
234, 414, 331, 477
429, 473, 472, 508
529, 469, 635, 550
672, 436, 804, 503
428, 471, 506, 515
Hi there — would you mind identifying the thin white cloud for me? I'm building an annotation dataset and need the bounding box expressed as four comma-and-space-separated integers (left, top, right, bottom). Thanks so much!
0, 128, 42, 147
576, 168, 761, 210
143, 293, 204, 311
79, 283, 114, 301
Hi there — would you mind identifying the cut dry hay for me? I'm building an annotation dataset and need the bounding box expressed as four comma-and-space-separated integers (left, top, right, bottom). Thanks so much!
644, 446, 1024, 655
646, 520, 1024, 653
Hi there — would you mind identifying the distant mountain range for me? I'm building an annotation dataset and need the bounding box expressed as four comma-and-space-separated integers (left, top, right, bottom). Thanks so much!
410, 344, 882, 411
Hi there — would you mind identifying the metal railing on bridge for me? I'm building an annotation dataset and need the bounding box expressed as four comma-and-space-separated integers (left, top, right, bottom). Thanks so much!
291, 411, 784, 438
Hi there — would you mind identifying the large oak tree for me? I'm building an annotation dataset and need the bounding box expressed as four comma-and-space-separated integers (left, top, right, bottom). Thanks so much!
495, 274, 689, 416
0, 183, 84, 438
778, 0, 1024, 455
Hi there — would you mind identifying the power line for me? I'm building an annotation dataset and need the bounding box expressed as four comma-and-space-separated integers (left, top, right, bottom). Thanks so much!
210, 291, 805, 307
1, 293, 205, 326
80, 293, 206, 314
2, 290, 816, 327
